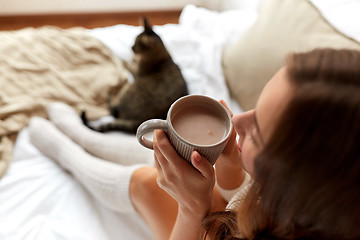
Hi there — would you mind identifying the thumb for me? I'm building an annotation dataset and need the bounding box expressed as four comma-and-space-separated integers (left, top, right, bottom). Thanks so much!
191, 151, 214, 179
219, 99, 233, 117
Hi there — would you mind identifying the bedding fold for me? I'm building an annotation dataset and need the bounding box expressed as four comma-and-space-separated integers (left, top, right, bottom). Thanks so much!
0, 26, 128, 178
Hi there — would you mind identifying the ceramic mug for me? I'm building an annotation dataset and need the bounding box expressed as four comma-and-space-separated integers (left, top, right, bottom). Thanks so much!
136, 95, 232, 165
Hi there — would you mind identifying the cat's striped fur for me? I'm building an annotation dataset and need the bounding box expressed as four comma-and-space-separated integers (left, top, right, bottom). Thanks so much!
82, 17, 188, 133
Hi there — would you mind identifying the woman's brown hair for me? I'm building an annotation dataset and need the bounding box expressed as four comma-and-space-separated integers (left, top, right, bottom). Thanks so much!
203, 48, 360, 240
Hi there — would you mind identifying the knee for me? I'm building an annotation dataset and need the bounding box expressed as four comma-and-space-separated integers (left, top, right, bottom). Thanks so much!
130, 166, 160, 202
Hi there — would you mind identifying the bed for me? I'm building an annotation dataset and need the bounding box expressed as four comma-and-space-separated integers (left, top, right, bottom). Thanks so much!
1, 1, 359, 239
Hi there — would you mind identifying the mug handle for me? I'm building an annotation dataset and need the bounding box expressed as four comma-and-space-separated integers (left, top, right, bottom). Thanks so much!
136, 119, 168, 149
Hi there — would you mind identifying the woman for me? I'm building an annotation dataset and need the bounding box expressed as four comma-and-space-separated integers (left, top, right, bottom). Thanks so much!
30, 48, 360, 239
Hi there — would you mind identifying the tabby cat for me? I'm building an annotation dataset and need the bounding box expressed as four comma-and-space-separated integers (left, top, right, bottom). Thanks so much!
82, 17, 188, 133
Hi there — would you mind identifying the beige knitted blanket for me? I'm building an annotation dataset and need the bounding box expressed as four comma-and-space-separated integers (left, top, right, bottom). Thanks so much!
0, 26, 127, 178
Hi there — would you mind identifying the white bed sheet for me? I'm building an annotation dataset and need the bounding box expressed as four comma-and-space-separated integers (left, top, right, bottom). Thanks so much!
0, 5, 257, 240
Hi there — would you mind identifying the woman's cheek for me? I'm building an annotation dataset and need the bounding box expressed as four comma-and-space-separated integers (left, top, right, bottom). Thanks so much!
240, 141, 257, 175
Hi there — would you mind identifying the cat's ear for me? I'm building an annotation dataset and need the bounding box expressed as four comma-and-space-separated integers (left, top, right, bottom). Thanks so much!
142, 17, 153, 34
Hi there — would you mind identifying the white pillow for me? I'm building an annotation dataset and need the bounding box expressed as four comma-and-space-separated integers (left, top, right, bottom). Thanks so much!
222, 0, 360, 110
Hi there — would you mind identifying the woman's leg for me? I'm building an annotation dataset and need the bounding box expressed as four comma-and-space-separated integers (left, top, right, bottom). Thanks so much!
29, 116, 178, 238
130, 167, 178, 240
46, 102, 154, 166
29, 117, 143, 213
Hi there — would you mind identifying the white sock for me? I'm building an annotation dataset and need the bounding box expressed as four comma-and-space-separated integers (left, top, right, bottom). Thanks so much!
47, 102, 153, 166
29, 117, 142, 213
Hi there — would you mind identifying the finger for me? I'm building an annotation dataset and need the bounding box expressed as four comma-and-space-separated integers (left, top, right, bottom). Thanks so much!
154, 141, 169, 172
153, 131, 162, 169
153, 152, 161, 170
154, 130, 184, 185
155, 130, 187, 168
222, 128, 238, 154
191, 151, 214, 179
156, 177, 163, 189
220, 99, 233, 117
153, 130, 168, 163
153, 149, 168, 189
153, 131, 168, 184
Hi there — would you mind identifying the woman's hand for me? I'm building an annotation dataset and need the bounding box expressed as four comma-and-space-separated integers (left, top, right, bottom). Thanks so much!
215, 100, 245, 190
217, 100, 242, 167
153, 130, 215, 218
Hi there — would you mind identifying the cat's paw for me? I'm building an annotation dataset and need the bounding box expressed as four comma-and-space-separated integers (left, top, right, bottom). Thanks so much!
81, 111, 100, 132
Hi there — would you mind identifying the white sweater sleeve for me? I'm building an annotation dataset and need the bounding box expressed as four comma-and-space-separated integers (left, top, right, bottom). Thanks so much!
215, 171, 251, 202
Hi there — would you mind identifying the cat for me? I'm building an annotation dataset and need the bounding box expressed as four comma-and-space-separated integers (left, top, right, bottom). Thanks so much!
82, 17, 188, 133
